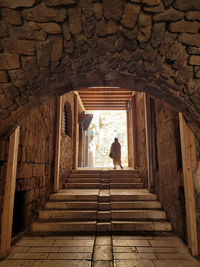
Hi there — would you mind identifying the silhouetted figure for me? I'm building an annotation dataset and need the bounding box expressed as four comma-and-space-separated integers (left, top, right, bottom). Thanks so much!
110, 138, 123, 169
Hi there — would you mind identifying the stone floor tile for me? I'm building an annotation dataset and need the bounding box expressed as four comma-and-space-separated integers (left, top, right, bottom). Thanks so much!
29, 247, 59, 253
48, 252, 92, 260
92, 261, 113, 267
93, 246, 112, 260
152, 259, 200, 267
0, 260, 36, 267
155, 252, 197, 260
149, 240, 185, 247
10, 247, 30, 253
113, 247, 137, 253
53, 239, 94, 247
7, 252, 49, 260
113, 240, 150, 247
112, 235, 153, 240
114, 259, 155, 267
59, 246, 93, 253
114, 253, 156, 260
32, 259, 91, 267
73, 235, 95, 240
43, 236, 73, 240
95, 236, 112, 245
137, 247, 188, 253
16, 239, 55, 247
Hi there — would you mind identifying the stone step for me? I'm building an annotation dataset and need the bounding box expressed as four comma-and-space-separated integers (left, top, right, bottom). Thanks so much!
110, 178, 143, 183
110, 183, 144, 189
67, 178, 101, 183
64, 183, 144, 189
111, 201, 161, 209
110, 190, 157, 201
97, 222, 111, 232
111, 210, 166, 220
112, 221, 172, 231
70, 169, 139, 174
45, 201, 98, 210
64, 183, 100, 189
69, 174, 101, 178
97, 211, 111, 221
98, 202, 111, 211
39, 210, 97, 221
49, 189, 99, 201
31, 221, 97, 232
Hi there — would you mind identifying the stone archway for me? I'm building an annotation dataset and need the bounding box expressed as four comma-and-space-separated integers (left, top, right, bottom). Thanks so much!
0, 0, 200, 139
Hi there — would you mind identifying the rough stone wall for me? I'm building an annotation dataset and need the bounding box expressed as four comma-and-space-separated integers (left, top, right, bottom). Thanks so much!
0, 0, 200, 144
135, 93, 148, 183
14, 99, 57, 231
154, 100, 186, 239
60, 92, 74, 187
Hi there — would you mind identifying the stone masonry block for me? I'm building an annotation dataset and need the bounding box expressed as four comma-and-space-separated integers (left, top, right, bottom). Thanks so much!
0, 71, 8, 82
0, 0, 35, 8
178, 33, 200, 47
1, 8, 22, 25
68, 8, 82, 35
174, 0, 200, 11
189, 55, 200, 65
153, 7, 184, 21
38, 23, 61, 34
2, 38, 36, 56
44, 0, 75, 6
103, 0, 123, 21
0, 54, 20, 69
121, 3, 141, 29
186, 11, 200, 21
22, 3, 67, 22
170, 20, 200, 33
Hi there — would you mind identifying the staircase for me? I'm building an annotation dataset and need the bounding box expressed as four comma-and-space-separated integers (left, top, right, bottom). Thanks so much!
31, 169, 172, 234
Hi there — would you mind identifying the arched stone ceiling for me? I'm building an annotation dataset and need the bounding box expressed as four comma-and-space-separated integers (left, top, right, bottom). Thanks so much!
0, 0, 200, 138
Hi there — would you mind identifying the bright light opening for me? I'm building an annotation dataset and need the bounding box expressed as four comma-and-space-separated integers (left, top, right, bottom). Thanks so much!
86, 110, 128, 167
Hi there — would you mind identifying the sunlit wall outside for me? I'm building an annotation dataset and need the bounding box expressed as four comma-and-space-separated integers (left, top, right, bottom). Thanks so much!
87, 110, 128, 167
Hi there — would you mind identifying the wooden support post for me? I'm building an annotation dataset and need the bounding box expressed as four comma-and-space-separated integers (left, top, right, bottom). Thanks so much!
126, 109, 131, 167
54, 96, 62, 193
73, 94, 79, 169
179, 113, 198, 256
1, 126, 20, 258
144, 94, 153, 191
131, 95, 138, 168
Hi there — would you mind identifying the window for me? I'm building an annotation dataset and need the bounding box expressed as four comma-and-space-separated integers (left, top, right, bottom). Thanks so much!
63, 102, 72, 137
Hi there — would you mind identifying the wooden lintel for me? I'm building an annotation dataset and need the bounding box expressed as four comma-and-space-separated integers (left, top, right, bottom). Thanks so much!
54, 96, 62, 193
179, 113, 198, 256
86, 107, 126, 110
78, 88, 133, 92
78, 92, 132, 96
1, 126, 20, 258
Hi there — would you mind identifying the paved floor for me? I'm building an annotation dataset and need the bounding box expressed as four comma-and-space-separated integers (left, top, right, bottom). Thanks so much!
0, 234, 199, 266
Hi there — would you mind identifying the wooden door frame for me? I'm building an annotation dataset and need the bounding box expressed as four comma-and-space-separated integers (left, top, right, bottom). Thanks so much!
1, 126, 20, 258
54, 96, 62, 193
179, 113, 198, 256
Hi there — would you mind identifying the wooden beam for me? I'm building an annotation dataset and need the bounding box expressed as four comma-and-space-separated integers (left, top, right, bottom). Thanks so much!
131, 95, 138, 168
85, 107, 126, 110
144, 94, 153, 191
54, 96, 62, 193
1, 126, 20, 258
80, 96, 131, 100
73, 94, 79, 169
179, 113, 198, 256
78, 88, 133, 92
78, 92, 132, 96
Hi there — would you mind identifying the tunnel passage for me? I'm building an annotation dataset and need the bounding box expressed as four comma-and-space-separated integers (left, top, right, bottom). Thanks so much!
0, 0, 200, 139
